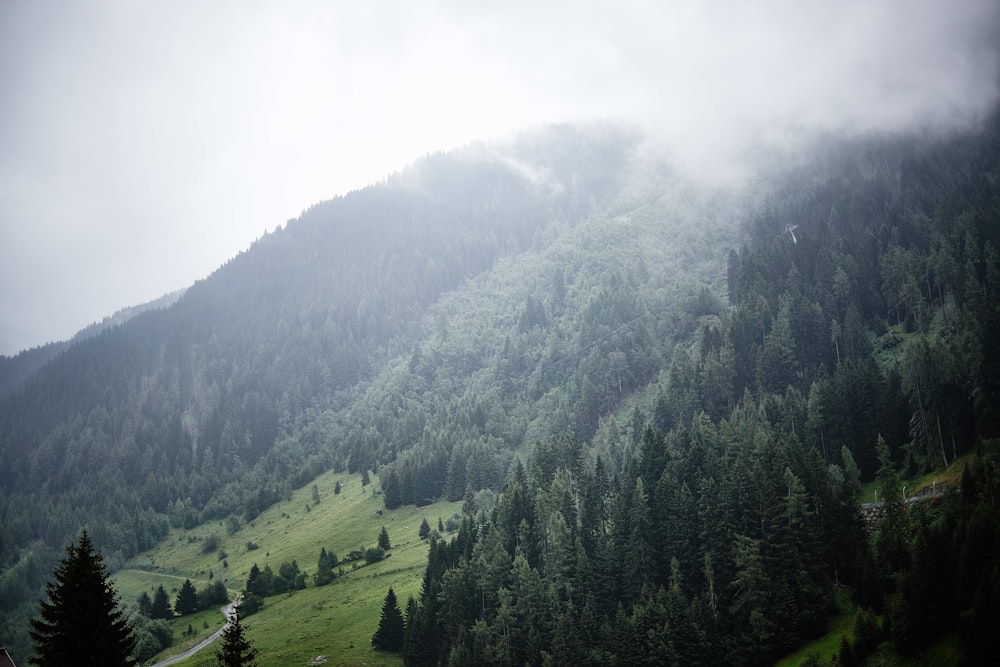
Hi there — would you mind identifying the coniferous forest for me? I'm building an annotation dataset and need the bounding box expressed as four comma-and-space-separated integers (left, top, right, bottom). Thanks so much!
390, 115, 1000, 665
2, 110, 1000, 664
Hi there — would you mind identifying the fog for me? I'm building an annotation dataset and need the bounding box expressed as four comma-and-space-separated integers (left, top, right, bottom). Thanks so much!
1, 0, 998, 355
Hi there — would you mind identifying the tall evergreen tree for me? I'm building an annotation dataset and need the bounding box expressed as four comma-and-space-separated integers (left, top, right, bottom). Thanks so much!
315, 548, 335, 586
29, 531, 137, 666
371, 587, 405, 652
215, 606, 258, 667
462, 484, 478, 516
382, 470, 402, 509
174, 579, 199, 616
378, 526, 392, 551
137, 591, 153, 617
150, 585, 173, 620
418, 517, 431, 540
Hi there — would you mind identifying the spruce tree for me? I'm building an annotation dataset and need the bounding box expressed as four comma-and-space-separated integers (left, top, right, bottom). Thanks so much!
315, 548, 335, 586
215, 606, 258, 667
151, 585, 173, 620
378, 526, 391, 550
418, 517, 431, 540
371, 587, 405, 651
29, 530, 137, 666
137, 591, 153, 617
462, 484, 477, 515
175, 578, 199, 616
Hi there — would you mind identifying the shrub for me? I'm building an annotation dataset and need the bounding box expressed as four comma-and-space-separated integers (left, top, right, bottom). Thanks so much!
364, 547, 386, 564
202, 534, 222, 554
198, 580, 230, 611
240, 594, 262, 616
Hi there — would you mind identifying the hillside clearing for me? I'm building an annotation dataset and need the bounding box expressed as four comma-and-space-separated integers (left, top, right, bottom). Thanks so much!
116, 470, 462, 666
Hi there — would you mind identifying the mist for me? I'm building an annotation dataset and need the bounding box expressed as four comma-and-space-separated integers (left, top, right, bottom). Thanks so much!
1, 0, 998, 355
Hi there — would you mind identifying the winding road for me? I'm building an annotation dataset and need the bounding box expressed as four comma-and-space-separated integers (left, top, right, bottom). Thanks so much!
149, 601, 237, 667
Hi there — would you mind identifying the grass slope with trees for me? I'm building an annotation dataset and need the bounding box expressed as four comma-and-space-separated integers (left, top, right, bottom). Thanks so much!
115, 469, 463, 666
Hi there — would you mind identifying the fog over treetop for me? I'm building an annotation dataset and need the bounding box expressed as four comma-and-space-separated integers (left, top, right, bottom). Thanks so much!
1, 0, 998, 355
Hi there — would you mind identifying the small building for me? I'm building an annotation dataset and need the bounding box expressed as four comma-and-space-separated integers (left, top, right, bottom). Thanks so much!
0, 647, 16, 667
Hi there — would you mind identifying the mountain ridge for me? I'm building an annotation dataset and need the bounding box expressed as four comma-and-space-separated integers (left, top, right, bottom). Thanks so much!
0, 289, 185, 397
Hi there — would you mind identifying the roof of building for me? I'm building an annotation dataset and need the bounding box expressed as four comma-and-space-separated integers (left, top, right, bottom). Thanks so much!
0, 648, 16, 667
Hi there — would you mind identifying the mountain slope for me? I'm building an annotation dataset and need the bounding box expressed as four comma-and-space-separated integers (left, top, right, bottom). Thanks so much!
394, 113, 1000, 666
0, 123, 668, 653
0, 289, 184, 397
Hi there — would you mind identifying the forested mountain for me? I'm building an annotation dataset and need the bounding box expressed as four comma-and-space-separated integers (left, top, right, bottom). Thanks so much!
2, 112, 1000, 664
0, 123, 660, 652
0, 289, 184, 397
400, 111, 1000, 665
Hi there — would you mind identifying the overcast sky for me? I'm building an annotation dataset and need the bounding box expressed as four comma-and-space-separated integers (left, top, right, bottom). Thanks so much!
1, 0, 998, 356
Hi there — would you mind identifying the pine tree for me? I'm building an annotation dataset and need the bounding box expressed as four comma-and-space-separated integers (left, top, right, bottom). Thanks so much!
175, 578, 199, 616
315, 548, 335, 586
372, 587, 405, 651
215, 606, 258, 667
29, 530, 137, 666
378, 526, 391, 551
462, 484, 477, 516
151, 585, 173, 620
419, 517, 431, 540
137, 591, 153, 617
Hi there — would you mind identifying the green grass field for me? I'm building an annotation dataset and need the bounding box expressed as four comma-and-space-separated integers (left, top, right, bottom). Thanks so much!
115, 470, 462, 666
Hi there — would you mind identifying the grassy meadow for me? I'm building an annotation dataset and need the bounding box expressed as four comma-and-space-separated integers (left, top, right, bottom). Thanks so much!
114, 470, 463, 666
